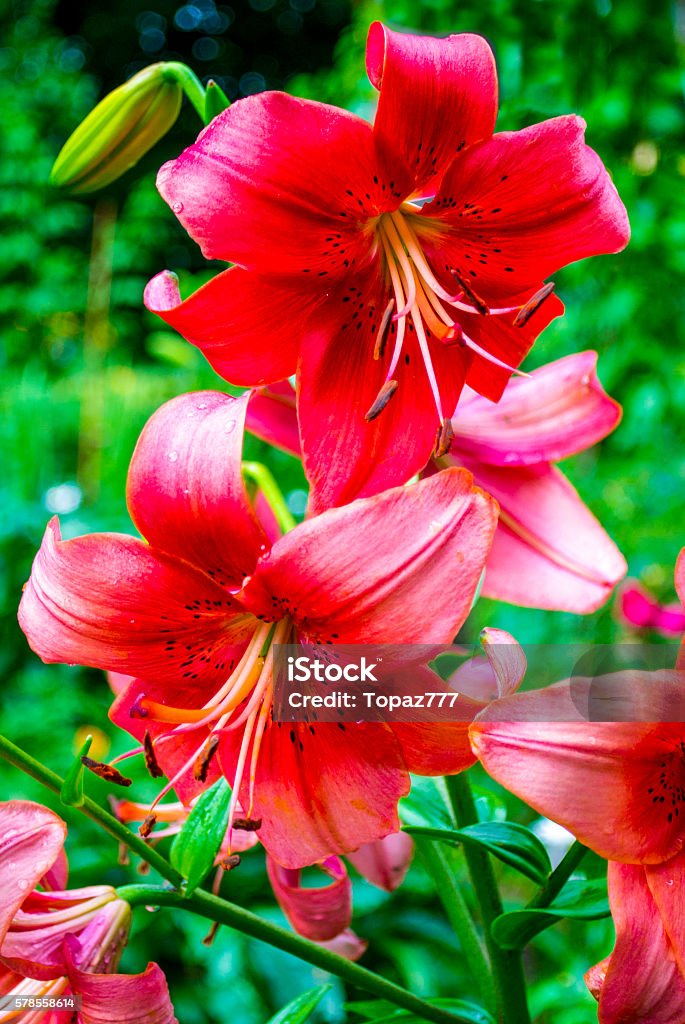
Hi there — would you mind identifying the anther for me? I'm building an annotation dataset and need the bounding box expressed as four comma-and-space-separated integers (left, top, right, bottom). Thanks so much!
139, 812, 157, 839
232, 817, 262, 832
451, 271, 490, 316
143, 731, 164, 779
219, 853, 241, 870
433, 417, 455, 458
81, 756, 133, 788
513, 282, 556, 327
365, 379, 399, 421
373, 299, 395, 360
193, 733, 220, 782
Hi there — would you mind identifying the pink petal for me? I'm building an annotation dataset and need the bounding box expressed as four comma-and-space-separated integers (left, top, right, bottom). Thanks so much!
267, 855, 352, 941
0, 802, 66, 946
480, 628, 526, 698
391, 721, 477, 775
127, 391, 268, 589
471, 462, 626, 613
424, 115, 630, 302
675, 549, 685, 607
646, 851, 685, 977
317, 928, 367, 961
453, 352, 621, 466
240, 469, 497, 644
157, 91, 383, 274
618, 581, 685, 636
144, 269, 304, 386
246, 383, 300, 458
366, 22, 497, 198
18, 519, 254, 688
66, 940, 177, 1024
346, 832, 414, 892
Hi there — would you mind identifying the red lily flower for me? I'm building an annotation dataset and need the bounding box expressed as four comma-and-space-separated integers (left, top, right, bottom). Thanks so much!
0, 800, 176, 1024
19, 391, 497, 868
144, 22, 629, 514
247, 350, 626, 612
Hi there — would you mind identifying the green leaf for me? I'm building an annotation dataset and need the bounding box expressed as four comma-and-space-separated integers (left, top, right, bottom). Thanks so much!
404, 821, 552, 885
169, 777, 231, 896
60, 734, 92, 808
399, 776, 454, 830
266, 985, 330, 1024
345, 997, 495, 1024
491, 877, 611, 950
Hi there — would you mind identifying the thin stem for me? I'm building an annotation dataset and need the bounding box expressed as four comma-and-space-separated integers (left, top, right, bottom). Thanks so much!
117, 884, 471, 1024
242, 461, 297, 533
163, 62, 207, 122
527, 841, 588, 910
445, 775, 531, 1024
0, 735, 183, 887
418, 840, 497, 1017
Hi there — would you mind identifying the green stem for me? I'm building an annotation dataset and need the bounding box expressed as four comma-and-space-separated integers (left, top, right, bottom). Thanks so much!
0, 735, 182, 887
418, 840, 497, 1016
118, 884, 469, 1024
445, 775, 531, 1024
527, 841, 588, 910
243, 461, 297, 533
163, 62, 207, 122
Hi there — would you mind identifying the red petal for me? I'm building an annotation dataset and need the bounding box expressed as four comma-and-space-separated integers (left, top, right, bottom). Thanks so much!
470, 462, 626, 614
424, 115, 630, 302
646, 852, 685, 978
144, 269, 305, 386
220, 721, 408, 868
453, 351, 621, 465
240, 469, 497, 644
157, 92, 382, 275
0, 802, 66, 946
298, 272, 469, 513
392, 721, 476, 775
246, 383, 300, 458
366, 22, 497, 198
66, 944, 177, 1024
346, 832, 414, 892
267, 855, 352, 941
18, 519, 254, 687
127, 391, 268, 589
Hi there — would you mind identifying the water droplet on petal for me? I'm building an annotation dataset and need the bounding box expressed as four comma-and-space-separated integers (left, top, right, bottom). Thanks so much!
17, 879, 29, 891
167, 450, 179, 462
197, 401, 208, 410
224, 420, 236, 434
172, 201, 184, 214
666, 878, 675, 886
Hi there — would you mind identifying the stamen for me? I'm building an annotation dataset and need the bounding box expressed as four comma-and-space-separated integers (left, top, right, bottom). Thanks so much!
451, 271, 490, 316
365, 379, 399, 421
433, 417, 455, 458
381, 217, 417, 317
139, 812, 157, 839
513, 282, 556, 327
410, 307, 445, 421
462, 332, 532, 378
232, 817, 262, 831
143, 731, 164, 779
193, 734, 220, 782
373, 298, 395, 360
81, 757, 132, 788
389, 211, 460, 306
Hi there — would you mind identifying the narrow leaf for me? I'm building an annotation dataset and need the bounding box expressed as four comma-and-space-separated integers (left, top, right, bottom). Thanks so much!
169, 777, 231, 895
491, 877, 611, 949
345, 997, 495, 1024
404, 822, 552, 885
267, 985, 330, 1024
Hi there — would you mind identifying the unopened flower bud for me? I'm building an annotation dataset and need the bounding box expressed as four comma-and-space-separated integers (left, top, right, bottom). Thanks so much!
50, 63, 184, 194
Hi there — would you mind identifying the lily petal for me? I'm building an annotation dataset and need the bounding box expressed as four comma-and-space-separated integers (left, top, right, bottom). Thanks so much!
480, 628, 527, 698
346, 832, 414, 892
646, 851, 685, 977
65, 938, 177, 1024
246, 383, 300, 458
127, 391, 268, 589
0, 802, 66, 946
267, 855, 352, 941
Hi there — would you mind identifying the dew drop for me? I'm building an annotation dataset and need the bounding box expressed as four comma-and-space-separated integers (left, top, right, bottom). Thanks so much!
197, 401, 208, 410
502, 453, 519, 464
167, 450, 179, 462
666, 878, 675, 886
172, 201, 184, 214
17, 879, 29, 891
224, 420, 236, 434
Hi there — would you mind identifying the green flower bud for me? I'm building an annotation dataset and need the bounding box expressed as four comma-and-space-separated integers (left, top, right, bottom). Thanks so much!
50, 63, 184, 194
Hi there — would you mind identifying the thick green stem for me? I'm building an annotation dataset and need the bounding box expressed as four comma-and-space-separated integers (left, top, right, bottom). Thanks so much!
118, 884, 469, 1024
0, 735, 182, 886
418, 840, 497, 1016
445, 775, 531, 1024
527, 841, 588, 910
243, 461, 297, 533
163, 62, 207, 122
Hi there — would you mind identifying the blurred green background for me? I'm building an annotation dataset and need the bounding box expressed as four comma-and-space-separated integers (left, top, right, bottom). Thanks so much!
1, 0, 683, 1020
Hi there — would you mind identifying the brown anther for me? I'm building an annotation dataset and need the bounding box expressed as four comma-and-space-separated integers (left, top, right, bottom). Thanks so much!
202, 922, 220, 946
365, 379, 399, 421
137, 860, 151, 876
232, 817, 262, 832
81, 756, 132, 788
219, 853, 241, 870
373, 299, 395, 360
138, 813, 157, 839
433, 417, 455, 458
118, 844, 130, 867
452, 271, 489, 315
143, 731, 164, 779
193, 734, 220, 782
513, 282, 556, 327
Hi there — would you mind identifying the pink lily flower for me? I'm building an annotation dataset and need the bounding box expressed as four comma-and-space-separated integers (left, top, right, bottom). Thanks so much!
18, 391, 497, 868
0, 800, 176, 1023
246, 351, 626, 612
144, 22, 629, 513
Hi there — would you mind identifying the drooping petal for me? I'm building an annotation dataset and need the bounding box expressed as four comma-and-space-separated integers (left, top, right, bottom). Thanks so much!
144, 269, 307, 386
65, 939, 177, 1024
480, 627, 527, 698
267, 855, 352, 941
346, 832, 414, 892
391, 721, 477, 776
470, 712, 685, 864
297, 272, 469, 513
618, 581, 685, 636
18, 519, 254, 687
220, 721, 408, 868
157, 91, 384, 274
246, 383, 300, 458
366, 22, 497, 198
646, 851, 685, 977
127, 391, 268, 589
590, 862, 685, 1024
317, 929, 367, 961
240, 469, 497, 644
468, 462, 626, 614
453, 352, 621, 466
674, 549, 685, 607
424, 115, 630, 302
0, 802, 66, 946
